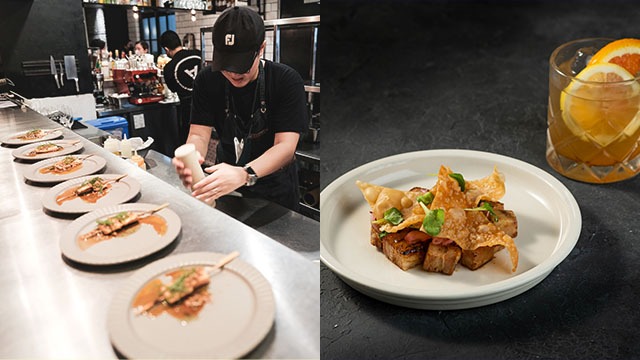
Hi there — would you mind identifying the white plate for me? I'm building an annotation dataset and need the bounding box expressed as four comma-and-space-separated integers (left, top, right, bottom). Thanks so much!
1, 129, 63, 145
320, 149, 581, 310
12, 139, 84, 161
108, 252, 275, 359
42, 174, 141, 214
59, 203, 181, 265
23, 154, 106, 184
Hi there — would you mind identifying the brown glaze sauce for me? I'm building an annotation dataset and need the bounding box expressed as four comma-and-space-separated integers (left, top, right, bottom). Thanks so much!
76, 214, 167, 250
55, 183, 112, 206
132, 267, 211, 321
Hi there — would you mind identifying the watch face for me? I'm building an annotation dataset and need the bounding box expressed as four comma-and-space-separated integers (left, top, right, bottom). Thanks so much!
247, 174, 258, 186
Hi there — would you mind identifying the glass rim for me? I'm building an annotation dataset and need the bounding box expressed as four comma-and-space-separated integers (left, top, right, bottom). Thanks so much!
550, 37, 640, 85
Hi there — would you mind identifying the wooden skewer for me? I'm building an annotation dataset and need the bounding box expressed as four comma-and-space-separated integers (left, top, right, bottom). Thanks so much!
206, 251, 240, 276
149, 202, 170, 214
112, 174, 128, 183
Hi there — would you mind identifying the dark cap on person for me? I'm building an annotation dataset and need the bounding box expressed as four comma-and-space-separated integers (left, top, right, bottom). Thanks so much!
211, 6, 265, 73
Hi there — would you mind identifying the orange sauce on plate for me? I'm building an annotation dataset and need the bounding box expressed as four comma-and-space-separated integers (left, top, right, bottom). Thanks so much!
76, 214, 167, 250
55, 183, 113, 205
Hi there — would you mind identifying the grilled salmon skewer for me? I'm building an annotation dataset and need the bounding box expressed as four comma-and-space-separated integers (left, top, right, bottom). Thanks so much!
137, 251, 240, 315
80, 203, 169, 240
59, 174, 127, 202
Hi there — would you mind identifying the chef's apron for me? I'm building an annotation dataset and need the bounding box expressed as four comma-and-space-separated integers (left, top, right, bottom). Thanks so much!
216, 62, 300, 211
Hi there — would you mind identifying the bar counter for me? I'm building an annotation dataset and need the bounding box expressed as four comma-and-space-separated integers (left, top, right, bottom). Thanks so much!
0, 105, 319, 358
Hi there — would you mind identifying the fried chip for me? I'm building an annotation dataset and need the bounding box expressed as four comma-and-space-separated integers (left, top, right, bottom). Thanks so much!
426, 165, 517, 271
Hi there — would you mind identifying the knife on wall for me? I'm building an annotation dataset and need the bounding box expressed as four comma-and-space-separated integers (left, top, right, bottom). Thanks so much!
50, 55, 60, 89
64, 55, 79, 93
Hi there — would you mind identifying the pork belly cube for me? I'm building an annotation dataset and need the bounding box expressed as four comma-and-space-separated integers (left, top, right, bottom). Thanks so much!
370, 226, 382, 250
381, 231, 427, 271
460, 245, 504, 270
494, 210, 518, 238
423, 243, 462, 275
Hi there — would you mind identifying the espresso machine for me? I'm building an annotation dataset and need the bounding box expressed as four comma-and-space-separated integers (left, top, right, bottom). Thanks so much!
126, 69, 164, 105
113, 69, 164, 105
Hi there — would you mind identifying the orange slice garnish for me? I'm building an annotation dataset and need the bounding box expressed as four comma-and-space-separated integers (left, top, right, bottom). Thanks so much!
589, 38, 640, 76
561, 62, 640, 146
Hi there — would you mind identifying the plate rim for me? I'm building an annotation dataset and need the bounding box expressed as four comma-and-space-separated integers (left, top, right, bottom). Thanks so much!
11, 139, 84, 161
58, 203, 181, 265
107, 251, 275, 359
320, 149, 582, 308
41, 173, 141, 214
23, 154, 107, 183
1, 129, 63, 145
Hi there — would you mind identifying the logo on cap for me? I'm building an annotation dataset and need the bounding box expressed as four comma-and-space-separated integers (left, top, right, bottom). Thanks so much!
225, 34, 235, 46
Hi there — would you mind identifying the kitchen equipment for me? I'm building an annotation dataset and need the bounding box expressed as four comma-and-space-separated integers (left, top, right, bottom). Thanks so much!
64, 55, 79, 93
59, 62, 65, 86
50, 56, 60, 89
121, 69, 164, 104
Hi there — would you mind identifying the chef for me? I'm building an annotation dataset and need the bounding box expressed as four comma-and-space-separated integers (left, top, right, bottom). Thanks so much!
172, 6, 308, 211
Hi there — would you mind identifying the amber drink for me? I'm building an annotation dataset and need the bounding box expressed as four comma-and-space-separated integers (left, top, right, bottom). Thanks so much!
546, 38, 640, 183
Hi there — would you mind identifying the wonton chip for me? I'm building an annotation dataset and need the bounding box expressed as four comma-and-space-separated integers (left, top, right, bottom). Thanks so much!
465, 166, 506, 206
427, 165, 517, 271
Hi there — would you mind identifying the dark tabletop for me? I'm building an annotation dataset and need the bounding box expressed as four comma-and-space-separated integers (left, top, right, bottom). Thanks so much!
320, 1, 640, 359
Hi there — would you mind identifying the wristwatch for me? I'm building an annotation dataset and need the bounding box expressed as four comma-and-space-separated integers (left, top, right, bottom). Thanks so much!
243, 165, 258, 186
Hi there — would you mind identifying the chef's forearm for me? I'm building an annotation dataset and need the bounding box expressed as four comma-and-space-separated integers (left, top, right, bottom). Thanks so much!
185, 124, 212, 159
248, 132, 299, 177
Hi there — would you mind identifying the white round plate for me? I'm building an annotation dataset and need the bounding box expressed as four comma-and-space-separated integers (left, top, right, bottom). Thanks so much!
42, 174, 141, 214
23, 154, 106, 184
59, 203, 181, 265
108, 252, 275, 359
320, 149, 581, 310
12, 139, 84, 161
1, 129, 63, 145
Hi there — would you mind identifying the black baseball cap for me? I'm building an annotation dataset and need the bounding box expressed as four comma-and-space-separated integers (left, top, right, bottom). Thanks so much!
211, 6, 265, 73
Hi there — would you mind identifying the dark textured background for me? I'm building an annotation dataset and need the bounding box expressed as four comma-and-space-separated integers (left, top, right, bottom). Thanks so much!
319, 1, 640, 359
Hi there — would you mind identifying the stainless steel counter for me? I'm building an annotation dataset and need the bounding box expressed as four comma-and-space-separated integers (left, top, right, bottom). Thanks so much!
0, 105, 319, 358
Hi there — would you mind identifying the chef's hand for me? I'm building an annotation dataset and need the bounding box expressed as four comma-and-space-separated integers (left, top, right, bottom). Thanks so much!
171, 152, 204, 189
191, 163, 247, 205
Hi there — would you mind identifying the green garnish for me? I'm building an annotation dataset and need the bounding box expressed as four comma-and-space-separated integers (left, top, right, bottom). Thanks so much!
96, 218, 112, 226
62, 156, 77, 164
466, 202, 499, 222
114, 212, 129, 221
167, 268, 196, 294
416, 192, 434, 206
373, 207, 404, 226
88, 177, 105, 193
419, 202, 445, 236
449, 173, 465, 192
378, 231, 388, 239
95, 211, 128, 226
36, 142, 56, 150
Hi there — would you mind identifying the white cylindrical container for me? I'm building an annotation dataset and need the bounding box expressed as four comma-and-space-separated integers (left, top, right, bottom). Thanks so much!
103, 137, 120, 155
120, 135, 132, 158
174, 143, 205, 185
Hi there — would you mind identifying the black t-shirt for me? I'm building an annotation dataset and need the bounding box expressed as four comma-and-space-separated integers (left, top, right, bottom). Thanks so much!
163, 49, 202, 99
190, 60, 308, 165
